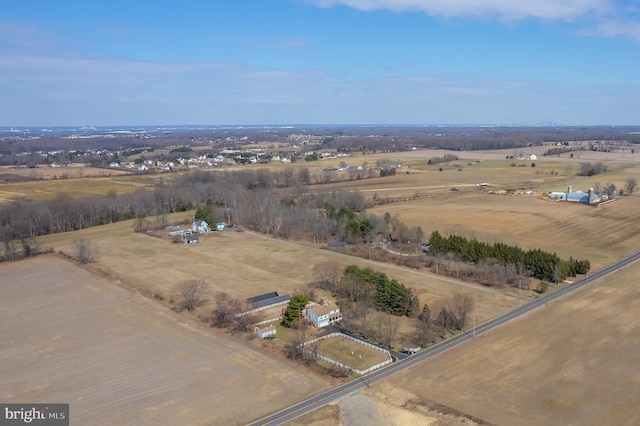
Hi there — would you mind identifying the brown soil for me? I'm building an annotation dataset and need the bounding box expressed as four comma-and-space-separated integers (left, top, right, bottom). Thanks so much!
0, 256, 330, 425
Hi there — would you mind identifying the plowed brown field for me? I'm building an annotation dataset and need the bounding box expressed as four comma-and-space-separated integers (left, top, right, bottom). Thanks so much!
0, 256, 330, 425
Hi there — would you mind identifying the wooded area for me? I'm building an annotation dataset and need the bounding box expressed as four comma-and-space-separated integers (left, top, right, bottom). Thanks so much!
428, 231, 590, 283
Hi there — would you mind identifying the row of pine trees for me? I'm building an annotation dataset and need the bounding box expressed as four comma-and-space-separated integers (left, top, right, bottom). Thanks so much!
428, 231, 590, 283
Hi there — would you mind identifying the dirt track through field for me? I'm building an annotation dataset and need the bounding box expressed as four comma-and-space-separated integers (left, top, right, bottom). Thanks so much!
244, 230, 515, 298
0, 256, 329, 425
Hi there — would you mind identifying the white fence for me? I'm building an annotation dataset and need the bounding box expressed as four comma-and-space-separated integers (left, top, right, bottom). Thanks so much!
254, 317, 280, 327
303, 332, 393, 375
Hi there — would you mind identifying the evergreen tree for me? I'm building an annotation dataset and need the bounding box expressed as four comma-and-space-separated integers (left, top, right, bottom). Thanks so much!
427, 231, 585, 283
343, 265, 415, 316
281, 294, 309, 327
194, 201, 215, 224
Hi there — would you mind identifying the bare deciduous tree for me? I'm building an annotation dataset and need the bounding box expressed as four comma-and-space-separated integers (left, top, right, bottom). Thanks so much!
286, 318, 309, 360
232, 311, 254, 332
211, 292, 243, 327
176, 280, 210, 311
73, 239, 97, 264
306, 338, 321, 363
20, 236, 40, 257
432, 293, 475, 335
382, 315, 400, 349
312, 260, 342, 291
1, 224, 18, 261
625, 178, 637, 196
450, 293, 474, 330
371, 311, 400, 348
414, 304, 434, 348
604, 183, 617, 197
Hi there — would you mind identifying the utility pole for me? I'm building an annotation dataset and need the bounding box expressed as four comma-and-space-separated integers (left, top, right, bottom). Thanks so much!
473, 313, 476, 338
518, 277, 523, 305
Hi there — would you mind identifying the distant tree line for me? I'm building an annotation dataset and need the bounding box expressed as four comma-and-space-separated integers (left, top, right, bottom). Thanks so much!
578, 162, 607, 176
0, 167, 409, 260
3, 125, 640, 167
427, 154, 459, 165
319, 126, 640, 154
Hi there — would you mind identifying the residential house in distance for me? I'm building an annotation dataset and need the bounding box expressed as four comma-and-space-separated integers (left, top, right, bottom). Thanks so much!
192, 220, 210, 234
306, 302, 342, 328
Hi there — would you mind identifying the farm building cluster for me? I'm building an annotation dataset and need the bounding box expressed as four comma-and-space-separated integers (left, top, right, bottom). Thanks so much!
245, 291, 343, 339
486, 184, 615, 206
166, 220, 231, 244
548, 185, 613, 204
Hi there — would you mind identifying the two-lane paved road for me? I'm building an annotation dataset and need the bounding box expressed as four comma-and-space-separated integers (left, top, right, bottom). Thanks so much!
249, 249, 640, 426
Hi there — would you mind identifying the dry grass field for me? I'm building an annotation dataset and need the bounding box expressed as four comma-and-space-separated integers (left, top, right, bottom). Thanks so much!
368, 190, 640, 270
0, 256, 331, 425
4, 146, 639, 425
36, 217, 519, 335
0, 173, 160, 202
371, 259, 640, 426
319, 149, 640, 270
0, 163, 132, 180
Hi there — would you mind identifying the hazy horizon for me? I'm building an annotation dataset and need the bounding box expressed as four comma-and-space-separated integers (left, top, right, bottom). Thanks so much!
2, 1, 639, 126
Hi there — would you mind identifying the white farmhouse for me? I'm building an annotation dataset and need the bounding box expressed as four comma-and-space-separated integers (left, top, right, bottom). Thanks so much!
192, 220, 210, 234
306, 302, 342, 328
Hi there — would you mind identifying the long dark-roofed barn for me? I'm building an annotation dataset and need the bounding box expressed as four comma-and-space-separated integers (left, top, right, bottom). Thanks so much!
246, 292, 291, 310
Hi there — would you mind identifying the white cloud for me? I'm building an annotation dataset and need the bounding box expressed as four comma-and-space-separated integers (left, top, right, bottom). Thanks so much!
310, 0, 611, 20
596, 19, 640, 41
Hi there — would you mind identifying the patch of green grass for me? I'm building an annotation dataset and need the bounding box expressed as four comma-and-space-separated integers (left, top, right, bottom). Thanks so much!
316, 336, 390, 369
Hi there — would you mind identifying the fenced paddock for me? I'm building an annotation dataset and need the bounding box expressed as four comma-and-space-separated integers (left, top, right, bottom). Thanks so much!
304, 332, 393, 375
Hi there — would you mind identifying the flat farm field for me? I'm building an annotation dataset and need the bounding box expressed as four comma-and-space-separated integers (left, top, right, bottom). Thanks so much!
0, 164, 131, 180
0, 256, 330, 425
379, 259, 640, 426
0, 174, 158, 202
322, 149, 640, 269
37, 217, 519, 325
369, 190, 640, 269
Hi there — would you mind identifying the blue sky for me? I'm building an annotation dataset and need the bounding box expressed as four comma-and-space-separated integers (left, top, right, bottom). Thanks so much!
1, 0, 639, 126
